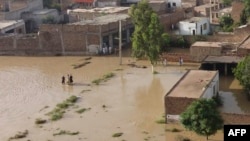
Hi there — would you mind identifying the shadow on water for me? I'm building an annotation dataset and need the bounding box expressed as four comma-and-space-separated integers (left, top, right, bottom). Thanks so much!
219, 75, 250, 114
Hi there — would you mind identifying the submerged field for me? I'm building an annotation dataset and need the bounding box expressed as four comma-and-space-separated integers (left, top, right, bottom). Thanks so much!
0, 56, 225, 141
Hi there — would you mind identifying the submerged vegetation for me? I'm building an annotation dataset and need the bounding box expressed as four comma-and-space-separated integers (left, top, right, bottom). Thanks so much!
45, 95, 79, 121
53, 130, 79, 136
8, 130, 28, 141
92, 72, 115, 85
112, 132, 123, 137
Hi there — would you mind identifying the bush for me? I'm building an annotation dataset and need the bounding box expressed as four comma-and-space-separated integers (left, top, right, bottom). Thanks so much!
76, 108, 91, 114
112, 132, 123, 137
212, 94, 223, 107
35, 118, 47, 124
53, 130, 79, 136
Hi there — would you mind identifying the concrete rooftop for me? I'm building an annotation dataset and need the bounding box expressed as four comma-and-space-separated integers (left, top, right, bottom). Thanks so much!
70, 14, 130, 25
67, 7, 130, 14
203, 55, 243, 63
192, 41, 222, 48
0, 20, 24, 30
239, 35, 250, 49
181, 17, 208, 23
167, 70, 218, 98
33, 9, 57, 15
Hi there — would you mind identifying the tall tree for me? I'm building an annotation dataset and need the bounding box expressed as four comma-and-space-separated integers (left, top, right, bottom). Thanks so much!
180, 99, 223, 140
233, 56, 250, 96
129, 0, 166, 73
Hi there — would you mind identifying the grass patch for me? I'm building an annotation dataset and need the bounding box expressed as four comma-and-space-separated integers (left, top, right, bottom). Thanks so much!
112, 132, 123, 137
35, 118, 47, 124
8, 130, 28, 141
53, 130, 79, 136
153, 71, 159, 74
39, 105, 49, 112
72, 61, 91, 69
76, 108, 91, 114
92, 72, 115, 85
165, 128, 182, 132
115, 68, 123, 71
175, 135, 191, 141
80, 89, 91, 93
155, 118, 165, 124
46, 95, 79, 121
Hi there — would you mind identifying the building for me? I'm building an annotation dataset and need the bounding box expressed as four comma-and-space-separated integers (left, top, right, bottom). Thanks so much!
32, 9, 59, 28
237, 34, 250, 55
190, 41, 239, 62
67, 7, 129, 22
0, 0, 43, 20
190, 41, 222, 62
194, 3, 216, 17
178, 17, 210, 35
165, 70, 219, 122
209, 0, 232, 25
0, 20, 26, 34
96, 0, 120, 7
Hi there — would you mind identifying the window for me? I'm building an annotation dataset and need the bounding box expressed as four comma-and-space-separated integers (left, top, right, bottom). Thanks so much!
173, 2, 176, 7
167, 2, 171, 8
203, 23, 207, 30
216, 13, 219, 18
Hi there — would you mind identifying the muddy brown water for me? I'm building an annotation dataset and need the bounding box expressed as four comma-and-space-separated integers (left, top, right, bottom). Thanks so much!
0, 56, 200, 141
0, 56, 243, 141
219, 75, 250, 114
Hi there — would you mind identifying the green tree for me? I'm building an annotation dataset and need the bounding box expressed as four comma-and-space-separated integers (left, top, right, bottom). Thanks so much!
219, 15, 234, 32
233, 56, 250, 95
43, 0, 52, 8
222, 0, 232, 6
180, 99, 223, 140
243, 0, 250, 18
129, 0, 167, 73
240, 9, 248, 25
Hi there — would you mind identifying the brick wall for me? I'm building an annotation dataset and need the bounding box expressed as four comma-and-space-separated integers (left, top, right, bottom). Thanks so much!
160, 9, 185, 31
221, 113, 250, 124
165, 97, 196, 115
190, 45, 222, 62
231, 1, 244, 23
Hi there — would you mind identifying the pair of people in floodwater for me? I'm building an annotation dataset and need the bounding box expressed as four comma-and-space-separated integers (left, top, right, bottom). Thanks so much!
62, 74, 73, 84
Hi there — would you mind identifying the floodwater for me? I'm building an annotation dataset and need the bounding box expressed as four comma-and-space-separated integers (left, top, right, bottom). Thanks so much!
0, 56, 204, 141
219, 75, 250, 114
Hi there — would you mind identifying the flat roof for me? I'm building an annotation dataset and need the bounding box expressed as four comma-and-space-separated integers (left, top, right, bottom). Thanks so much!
194, 3, 216, 9
0, 20, 24, 29
238, 35, 250, 49
192, 41, 222, 48
203, 55, 243, 63
68, 7, 130, 14
167, 70, 218, 98
33, 9, 57, 15
181, 17, 208, 23
70, 14, 130, 25
219, 7, 232, 13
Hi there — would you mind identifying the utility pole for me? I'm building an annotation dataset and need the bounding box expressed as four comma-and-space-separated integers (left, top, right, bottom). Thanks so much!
119, 20, 122, 65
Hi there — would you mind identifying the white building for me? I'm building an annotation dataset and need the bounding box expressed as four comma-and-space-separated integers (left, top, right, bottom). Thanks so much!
166, 0, 182, 8
178, 17, 210, 35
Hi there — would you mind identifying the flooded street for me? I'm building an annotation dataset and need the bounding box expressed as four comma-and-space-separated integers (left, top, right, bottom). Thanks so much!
219, 75, 250, 114
0, 56, 223, 141
0, 56, 250, 141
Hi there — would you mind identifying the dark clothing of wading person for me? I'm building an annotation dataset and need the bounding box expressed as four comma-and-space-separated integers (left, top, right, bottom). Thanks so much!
62, 76, 65, 84
69, 75, 73, 84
